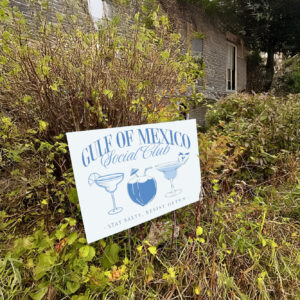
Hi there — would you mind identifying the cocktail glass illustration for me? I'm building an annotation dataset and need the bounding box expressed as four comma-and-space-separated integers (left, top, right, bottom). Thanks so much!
88, 172, 124, 215
156, 162, 183, 197
156, 153, 189, 198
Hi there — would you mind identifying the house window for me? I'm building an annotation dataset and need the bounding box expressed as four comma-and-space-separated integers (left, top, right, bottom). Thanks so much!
88, 0, 111, 25
226, 43, 237, 91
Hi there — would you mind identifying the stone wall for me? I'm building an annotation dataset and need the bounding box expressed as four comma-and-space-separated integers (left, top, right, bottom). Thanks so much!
10, 0, 90, 28
189, 105, 208, 128
237, 42, 248, 92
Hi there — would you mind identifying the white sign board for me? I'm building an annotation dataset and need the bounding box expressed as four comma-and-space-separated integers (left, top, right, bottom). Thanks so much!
67, 120, 201, 244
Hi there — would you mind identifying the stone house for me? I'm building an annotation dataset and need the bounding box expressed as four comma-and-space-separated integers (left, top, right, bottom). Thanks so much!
10, 0, 248, 124
159, 0, 248, 98
157, 0, 249, 124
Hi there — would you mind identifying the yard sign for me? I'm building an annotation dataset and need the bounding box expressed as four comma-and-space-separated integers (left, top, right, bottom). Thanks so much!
67, 119, 201, 244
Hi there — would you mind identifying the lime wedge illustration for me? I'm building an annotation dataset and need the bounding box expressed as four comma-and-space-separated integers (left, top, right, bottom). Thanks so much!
88, 172, 101, 186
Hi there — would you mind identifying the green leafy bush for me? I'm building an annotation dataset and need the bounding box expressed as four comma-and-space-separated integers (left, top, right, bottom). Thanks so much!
1, 93, 299, 299
282, 55, 300, 93
0, 1, 204, 298
272, 55, 300, 95
0, 1, 201, 136
0, 0, 202, 216
205, 93, 300, 182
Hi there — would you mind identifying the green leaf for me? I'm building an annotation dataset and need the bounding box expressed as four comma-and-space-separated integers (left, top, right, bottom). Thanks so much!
85, 246, 95, 262
23, 95, 32, 104
67, 231, 78, 245
79, 245, 95, 261
79, 245, 90, 258
134, 12, 140, 23
148, 246, 157, 255
137, 82, 144, 91
68, 188, 79, 204
30, 287, 48, 300
137, 245, 143, 253
196, 226, 203, 236
103, 89, 113, 99
78, 238, 86, 244
33, 252, 56, 280
50, 82, 59, 91
100, 243, 120, 269
42, 65, 50, 75
194, 286, 200, 296
269, 240, 278, 248
161, 50, 170, 59
38, 252, 56, 268
41, 199, 48, 205
56, 13, 64, 23
213, 184, 220, 192
67, 281, 80, 294
99, 239, 106, 248
168, 267, 176, 279
38, 253, 56, 268
65, 217, 76, 226
39, 120, 48, 132
2, 30, 11, 40
55, 223, 68, 240
0, 0, 9, 9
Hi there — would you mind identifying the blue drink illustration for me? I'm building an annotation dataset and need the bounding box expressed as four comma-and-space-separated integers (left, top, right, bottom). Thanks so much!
127, 168, 157, 206
88, 172, 124, 215
156, 153, 189, 198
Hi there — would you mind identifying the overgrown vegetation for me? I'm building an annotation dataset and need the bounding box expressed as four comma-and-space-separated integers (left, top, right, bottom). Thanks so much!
0, 0, 201, 229
272, 55, 300, 95
1, 0, 299, 299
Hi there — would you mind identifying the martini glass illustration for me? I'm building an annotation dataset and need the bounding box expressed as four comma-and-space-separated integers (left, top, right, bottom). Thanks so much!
156, 153, 189, 198
156, 161, 183, 197
88, 172, 124, 215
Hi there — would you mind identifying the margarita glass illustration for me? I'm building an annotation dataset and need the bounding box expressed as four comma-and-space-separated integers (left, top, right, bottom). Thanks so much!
88, 172, 124, 215
156, 153, 189, 198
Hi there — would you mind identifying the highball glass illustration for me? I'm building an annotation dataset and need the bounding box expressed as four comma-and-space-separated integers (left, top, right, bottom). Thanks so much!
88, 172, 124, 215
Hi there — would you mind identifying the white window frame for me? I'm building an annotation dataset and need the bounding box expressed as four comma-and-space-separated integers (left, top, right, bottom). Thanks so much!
226, 42, 237, 92
88, 0, 105, 22
88, 0, 112, 27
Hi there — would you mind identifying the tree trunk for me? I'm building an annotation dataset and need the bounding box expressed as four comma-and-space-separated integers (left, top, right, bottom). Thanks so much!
264, 47, 275, 91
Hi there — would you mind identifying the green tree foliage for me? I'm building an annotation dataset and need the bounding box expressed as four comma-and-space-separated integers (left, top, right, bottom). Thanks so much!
273, 54, 300, 94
